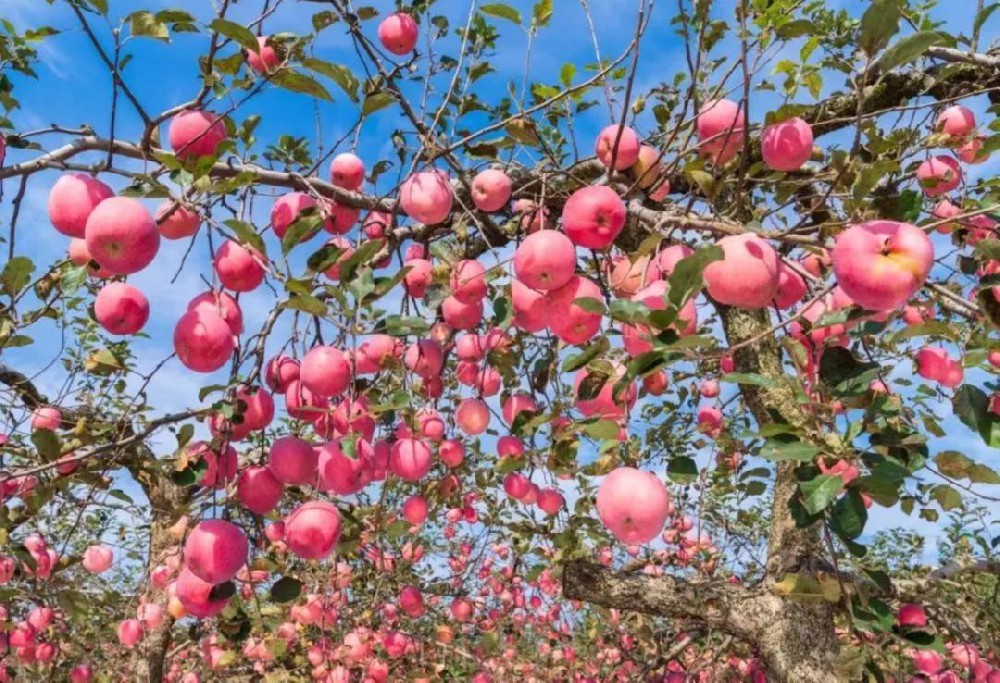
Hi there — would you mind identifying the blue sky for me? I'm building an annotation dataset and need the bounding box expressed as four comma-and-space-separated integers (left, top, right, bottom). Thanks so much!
1, 0, 998, 568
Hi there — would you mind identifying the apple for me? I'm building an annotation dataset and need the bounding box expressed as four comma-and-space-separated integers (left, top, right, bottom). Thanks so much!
916, 155, 962, 196
471, 169, 512, 211
246, 36, 280, 73
265, 355, 300, 393
156, 201, 201, 239
596, 468, 670, 544
404, 339, 444, 378
173, 309, 235, 373
213, 241, 266, 292
629, 145, 662, 189
761, 116, 813, 172
48, 173, 113, 238
697, 99, 745, 165
502, 393, 537, 425
399, 585, 425, 617
237, 466, 283, 515
402, 496, 428, 525
562, 185, 626, 249
646, 244, 694, 281
268, 436, 318, 485
403, 258, 433, 298
400, 170, 452, 224
94, 282, 149, 335
318, 439, 373, 495
187, 290, 243, 335
574, 366, 636, 420
936, 105, 976, 138
85, 197, 160, 275
703, 234, 780, 308
897, 603, 927, 627
271, 192, 318, 239
81, 545, 113, 574
117, 619, 144, 648
390, 438, 433, 482
184, 519, 247, 585
329, 153, 365, 190
300, 345, 351, 397
513, 198, 550, 233
958, 135, 989, 164
536, 488, 564, 516
31, 407, 62, 431
915, 346, 963, 388
284, 501, 341, 560
548, 275, 603, 345
513, 230, 576, 291
168, 110, 227, 159
439, 439, 464, 468
497, 435, 524, 459
595, 124, 640, 170
831, 221, 933, 310
450, 259, 488, 303
378, 12, 419, 55
68, 238, 112, 278
175, 567, 231, 619
773, 261, 807, 309
456, 398, 490, 435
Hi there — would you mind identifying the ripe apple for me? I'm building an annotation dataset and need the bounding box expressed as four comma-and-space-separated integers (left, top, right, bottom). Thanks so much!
562, 185, 626, 249
513, 229, 576, 291
268, 436, 318, 485
330, 153, 365, 190
400, 170, 452, 224
237, 466, 283, 515
596, 468, 670, 544
378, 12, 419, 55
595, 124, 640, 170
246, 36, 280, 73
94, 282, 149, 335
471, 169, 512, 212
184, 519, 248, 585
173, 309, 235, 372
85, 197, 160, 275
761, 116, 813, 172
168, 110, 227, 159
703, 234, 780, 308
49, 173, 113, 238
213, 241, 266, 292
831, 221, 933, 310
916, 155, 962, 196
156, 200, 200, 239
697, 99, 745, 165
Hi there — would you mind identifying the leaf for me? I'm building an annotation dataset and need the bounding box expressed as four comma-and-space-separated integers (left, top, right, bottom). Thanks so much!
859, 0, 901, 55
302, 58, 360, 102
128, 11, 170, 40
362, 92, 394, 116
952, 384, 1000, 447
667, 456, 698, 484
760, 438, 821, 462
223, 219, 266, 255
562, 336, 609, 373
1, 256, 35, 296
31, 429, 61, 461
584, 420, 619, 441
936, 450, 974, 479
876, 31, 950, 72
577, 371, 610, 401
773, 572, 840, 603
209, 18, 259, 52
830, 489, 868, 540
338, 238, 383, 282
819, 347, 880, 396
974, 2, 1000, 37
776, 19, 814, 39
930, 484, 962, 511
307, 244, 346, 273
800, 474, 843, 515
533, 0, 553, 26
269, 576, 302, 603
283, 294, 327, 317
559, 63, 575, 87
270, 70, 333, 101
481, 3, 522, 24
281, 213, 324, 254
573, 297, 606, 315
967, 463, 1000, 485
385, 316, 430, 336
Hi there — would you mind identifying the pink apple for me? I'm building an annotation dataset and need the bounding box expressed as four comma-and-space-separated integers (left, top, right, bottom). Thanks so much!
81, 545, 113, 574
513, 230, 576, 291
450, 259, 488, 303
773, 261, 807, 309
647, 244, 694, 281
168, 110, 227, 159
916, 155, 962, 196
187, 290, 243, 335
246, 36, 280, 74
213, 241, 266, 292
761, 117, 813, 172
562, 185, 626, 250
400, 170, 452, 224
595, 124, 640, 170
271, 192, 318, 239
548, 275, 603, 345
94, 282, 149, 335
173, 309, 235, 373
284, 501, 341, 560
330, 153, 365, 190
378, 12, 419, 55
268, 436, 318, 485
936, 105, 975, 138
266, 355, 300, 393
175, 567, 230, 618
697, 99, 745, 165
441, 295, 483, 330
156, 201, 200, 239
390, 438, 433, 482
402, 495, 428, 525
403, 258, 433, 298
117, 619, 144, 648
958, 135, 988, 164
318, 439, 372, 495
399, 585, 425, 617
630, 145, 663, 189
915, 346, 963, 388
184, 519, 248, 585
237, 466, 283, 515
85, 197, 160, 275
597, 468, 670, 544
404, 339, 444, 378
456, 398, 490, 435
68, 238, 112, 278
574, 367, 636, 420
31, 406, 62, 431
471, 169, 512, 212
300, 345, 351, 397
897, 603, 927, 628
502, 393, 537, 425
439, 439, 464, 468
831, 221, 933, 310
48, 173, 113, 238
537, 488, 564, 516
703, 234, 780, 308
511, 278, 549, 332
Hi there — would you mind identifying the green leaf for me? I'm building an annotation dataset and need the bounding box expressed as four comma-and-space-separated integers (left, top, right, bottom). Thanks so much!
930, 484, 962, 511
800, 474, 843, 515
776, 19, 814, 39
819, 347, 880, 396
876, 31, 950, 72
481, 3, 522, 24
338, 238, 383, 282
760, 439, 821, 462
209, 18, 259, 52
668, 245, 723, 308
974, 2, 1000, 37
583, 420, 619, 441
830, 489, 867, 540
608, 299, 650, 325
935, 450, 974, 479
1, 256, 35, 296
281, 213, 325, 254
128, 11, 170, 40
270, 70, 333, 101
562, 336, 609, 373
667, 456, 698, 484
859, 0, 901, 55
559, 63, 575, 87
269, 576, 302, 603
283, 294, 327, 317
362, 92, 394, 116
223, 219, 266, 255
952, 384, 1000, 447
967, 463, 1000, 485
532, 0, 553, 26
31, 429, 61, 461
385, 315, 430, 336
307, 244, 346, 274
302, 58, 360, 102
573, 297, 607, 315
